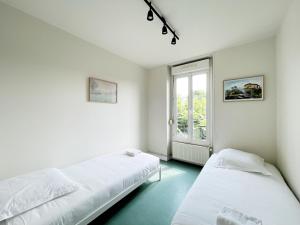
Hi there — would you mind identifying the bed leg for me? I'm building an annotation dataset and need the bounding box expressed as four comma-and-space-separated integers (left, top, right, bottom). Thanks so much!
158, 166, 161, 181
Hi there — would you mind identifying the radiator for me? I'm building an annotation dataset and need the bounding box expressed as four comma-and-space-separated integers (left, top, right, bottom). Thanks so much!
172, 142, 209, 165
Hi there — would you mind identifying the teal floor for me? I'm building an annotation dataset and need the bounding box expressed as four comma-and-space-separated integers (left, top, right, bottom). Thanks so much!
89, 160, 202, 225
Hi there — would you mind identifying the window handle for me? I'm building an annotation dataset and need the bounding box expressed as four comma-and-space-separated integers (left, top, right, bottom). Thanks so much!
208, 146, 214, 156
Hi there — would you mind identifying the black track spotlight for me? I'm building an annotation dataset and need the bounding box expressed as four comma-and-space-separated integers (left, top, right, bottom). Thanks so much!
144, 0, 179, 45
147, 3, 154, 21
171, 35, 176, 45
162, 24, 168, 35
162, 18, 167, 35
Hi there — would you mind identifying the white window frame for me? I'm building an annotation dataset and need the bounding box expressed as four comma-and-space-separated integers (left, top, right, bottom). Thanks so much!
171, 59, 212, 147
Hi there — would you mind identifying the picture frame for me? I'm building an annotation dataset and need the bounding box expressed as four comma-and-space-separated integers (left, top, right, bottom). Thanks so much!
223, 75, 264, 102
89, 77, 118, 104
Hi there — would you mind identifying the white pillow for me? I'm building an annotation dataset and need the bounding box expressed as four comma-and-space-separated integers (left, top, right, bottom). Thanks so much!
215, 148, 272, 175
0, 168, 78, 221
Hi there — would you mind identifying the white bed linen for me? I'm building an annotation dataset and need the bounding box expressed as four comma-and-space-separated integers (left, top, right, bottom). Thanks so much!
172, 154, 300, 225
0, 168, 78, 221
1, 151, 159, 225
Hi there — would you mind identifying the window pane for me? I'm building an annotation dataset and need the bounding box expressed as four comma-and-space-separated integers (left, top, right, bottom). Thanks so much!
192, 74, 207, 141
176, 77, 189, 139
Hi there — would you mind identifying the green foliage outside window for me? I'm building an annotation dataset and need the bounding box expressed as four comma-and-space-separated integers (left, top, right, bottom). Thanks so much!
177, 90, 206, 140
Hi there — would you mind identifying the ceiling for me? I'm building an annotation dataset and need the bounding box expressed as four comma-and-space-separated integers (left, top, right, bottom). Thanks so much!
1, 0, 292, 68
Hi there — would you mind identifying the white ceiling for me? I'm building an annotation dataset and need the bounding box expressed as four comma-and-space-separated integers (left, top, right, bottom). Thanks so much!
1, 0, 292, 68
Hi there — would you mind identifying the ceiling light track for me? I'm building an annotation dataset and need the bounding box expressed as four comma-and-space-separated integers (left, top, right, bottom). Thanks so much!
144, 0, 179, 45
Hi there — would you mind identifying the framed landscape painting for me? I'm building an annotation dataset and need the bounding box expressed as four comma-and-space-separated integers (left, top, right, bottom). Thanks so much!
224, 75, 264, 102
89, 77, 117, 103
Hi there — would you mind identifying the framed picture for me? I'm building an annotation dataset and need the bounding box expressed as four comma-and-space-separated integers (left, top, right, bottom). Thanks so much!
89, 77, 117, 103
223, 75, 264, 102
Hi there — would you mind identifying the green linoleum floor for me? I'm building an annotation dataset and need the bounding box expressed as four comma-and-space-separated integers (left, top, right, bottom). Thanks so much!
89, 160, 202, 225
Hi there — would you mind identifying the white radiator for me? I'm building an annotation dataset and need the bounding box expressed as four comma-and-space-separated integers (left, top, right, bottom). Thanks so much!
172, 142, 209, 165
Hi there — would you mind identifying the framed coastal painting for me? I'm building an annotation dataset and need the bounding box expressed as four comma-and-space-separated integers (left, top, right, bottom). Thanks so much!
89, 77, 117, 103
223, 75, 264, 102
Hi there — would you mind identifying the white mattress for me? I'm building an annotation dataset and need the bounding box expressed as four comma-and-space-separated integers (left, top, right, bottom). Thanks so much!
172, 154, 300, 225
1, 151, 159, 225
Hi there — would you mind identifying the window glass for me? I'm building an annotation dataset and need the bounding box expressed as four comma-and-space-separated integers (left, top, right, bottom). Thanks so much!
192, 74, 207, 141
176, 77, 189, 139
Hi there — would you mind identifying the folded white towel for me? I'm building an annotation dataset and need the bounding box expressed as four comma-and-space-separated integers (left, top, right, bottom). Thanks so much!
216, 207, 262, 225
125, 149, 142, 157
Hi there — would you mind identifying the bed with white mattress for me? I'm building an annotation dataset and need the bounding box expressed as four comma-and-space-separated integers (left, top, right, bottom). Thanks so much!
172, 154, 300, 225
0, 151, 160, 225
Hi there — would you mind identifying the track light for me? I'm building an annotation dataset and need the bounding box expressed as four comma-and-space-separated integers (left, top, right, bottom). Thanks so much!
144, 0, 179, 45
162, 25, 168, 35
171, 35, 176, 45
147, 3, 153, 21
162, 18, 167, 35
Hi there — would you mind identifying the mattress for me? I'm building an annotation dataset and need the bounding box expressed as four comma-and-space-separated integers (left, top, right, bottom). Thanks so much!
1, 151, 159, 225
172, 154, 300, 225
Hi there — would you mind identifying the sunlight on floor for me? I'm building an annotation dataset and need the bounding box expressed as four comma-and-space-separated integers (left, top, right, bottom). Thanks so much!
148, 164, 186, 182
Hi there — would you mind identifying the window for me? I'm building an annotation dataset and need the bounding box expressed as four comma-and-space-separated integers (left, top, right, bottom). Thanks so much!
175, 76, 189, 139
172, 59, 211, 146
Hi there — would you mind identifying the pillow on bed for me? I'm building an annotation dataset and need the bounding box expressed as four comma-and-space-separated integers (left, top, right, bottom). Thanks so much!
214, 148, 272, 175
0, 168, 78, 221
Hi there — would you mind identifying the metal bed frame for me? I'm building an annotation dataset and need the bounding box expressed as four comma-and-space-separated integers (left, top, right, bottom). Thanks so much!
77, 166, 161, 225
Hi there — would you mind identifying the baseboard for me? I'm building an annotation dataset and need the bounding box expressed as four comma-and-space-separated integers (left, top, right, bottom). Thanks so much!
147, 152, 171, 161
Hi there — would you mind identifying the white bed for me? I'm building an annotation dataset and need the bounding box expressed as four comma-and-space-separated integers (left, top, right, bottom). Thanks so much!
1, 151, 160, 225
172, 154, 300, 225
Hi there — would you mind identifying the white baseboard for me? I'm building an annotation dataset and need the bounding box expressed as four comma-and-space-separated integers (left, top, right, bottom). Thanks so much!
147, 152, 170, 161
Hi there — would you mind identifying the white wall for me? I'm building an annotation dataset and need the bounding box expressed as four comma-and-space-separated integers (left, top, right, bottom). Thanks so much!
276, 0, 300, 200
213, 38, 277, 163
0, 3, 148, 179
147, 66, 171, 158
147, 38, 277, 163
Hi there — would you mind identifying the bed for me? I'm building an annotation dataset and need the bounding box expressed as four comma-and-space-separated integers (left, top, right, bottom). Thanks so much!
1, 151, 160, 225
171, 154, 300, 225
